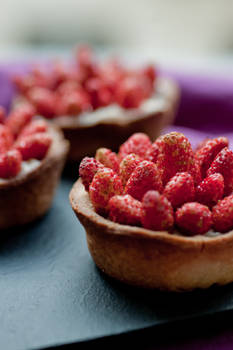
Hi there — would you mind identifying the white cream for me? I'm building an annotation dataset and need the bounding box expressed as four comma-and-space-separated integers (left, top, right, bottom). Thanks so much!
0, 159, 41, 184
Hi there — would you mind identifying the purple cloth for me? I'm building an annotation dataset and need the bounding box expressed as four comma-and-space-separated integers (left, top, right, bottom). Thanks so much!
1, 62, 233, 349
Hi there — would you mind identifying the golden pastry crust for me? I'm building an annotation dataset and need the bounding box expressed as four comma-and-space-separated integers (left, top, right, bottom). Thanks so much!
70, 179, 233, 291
54, 77, 180, 162
0, 125, 69, 229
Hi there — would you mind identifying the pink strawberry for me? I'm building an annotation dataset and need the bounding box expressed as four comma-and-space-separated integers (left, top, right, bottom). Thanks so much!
207, 147, 233, 195
118, 133, 152, 161
163, 172, 195, 208
109, 194, 143, 226
176, 202, 212, 235
79, 157, 104, 191
212, 195, 233, 232
156, 132, 195, 185
119, 153, 141, 186
89, 168, 123, 215
95, 148, 119, 173
125, 160, 163, 201
196, 173, 224, 207
142, 190, 174, 231
195, 137, 228, 178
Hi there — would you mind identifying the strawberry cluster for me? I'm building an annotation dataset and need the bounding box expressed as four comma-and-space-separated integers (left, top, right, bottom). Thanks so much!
13, 46, 156, 119
79, 131, 233, 236
0, 104, 51, 178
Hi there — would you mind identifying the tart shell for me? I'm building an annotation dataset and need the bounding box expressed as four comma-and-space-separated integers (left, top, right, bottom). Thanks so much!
55, 77, 180, 162
0, 125, 69, 229
70, 179, 233, 291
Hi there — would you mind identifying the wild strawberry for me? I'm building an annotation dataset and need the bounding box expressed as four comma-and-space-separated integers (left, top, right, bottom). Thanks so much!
85, 78, 113, 109
163, 172, 195, 209
142, 190, 174, 231
115, 75, 150, 108
0, 106, 6, 123
12, 74, 36, 95
207, 147, 233, 196
176, 202, 212, 235
95, 148, 119, 173
125, 160, 163, 201
0, 149, 22, 178
196, 173, 224, 207
0, 125, 13, 153
195, 137, 228, 178
119, 153, 141, 186
145, 142, 159, 163
212, 195, 233, 232
5, 103, 35, 137
109, 194, 143, 226
118, 133, 152, 161
27, 87, 56, 118
56, 89, 90, 116
15, 133, 51, 160
19, 119, 48, 139
156, 132, 195, 185
79, 157, 104, 191
89, 168, 123, 215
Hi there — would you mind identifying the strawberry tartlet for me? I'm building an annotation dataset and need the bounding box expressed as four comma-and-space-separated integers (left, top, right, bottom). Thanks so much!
12, 46, 179, 162
0, 104, 69, 229
70, 131, 233, 291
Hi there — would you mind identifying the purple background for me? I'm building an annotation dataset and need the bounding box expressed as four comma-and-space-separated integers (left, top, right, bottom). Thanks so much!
1, 62, 233, 349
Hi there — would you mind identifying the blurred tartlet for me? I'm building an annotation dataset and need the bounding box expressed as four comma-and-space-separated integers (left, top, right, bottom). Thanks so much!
12, 46, 179, 162
70, 131, 233, 291
0, 104, 69, 229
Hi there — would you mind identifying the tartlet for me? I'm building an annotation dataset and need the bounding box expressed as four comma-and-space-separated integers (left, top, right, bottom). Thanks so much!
70, 179, 233, 292
54, 77, 179, 162
0, 116, 69, 229
70, 131, 233, 291
12, 46, 180, 162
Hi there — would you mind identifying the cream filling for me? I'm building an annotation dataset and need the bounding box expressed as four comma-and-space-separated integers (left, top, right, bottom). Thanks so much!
76, 95, 166, 126
0, 159, 41, 183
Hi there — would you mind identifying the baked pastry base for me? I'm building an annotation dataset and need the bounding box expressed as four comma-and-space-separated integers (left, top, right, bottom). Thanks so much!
70, 179, 233, 291
0, 125, 69, 229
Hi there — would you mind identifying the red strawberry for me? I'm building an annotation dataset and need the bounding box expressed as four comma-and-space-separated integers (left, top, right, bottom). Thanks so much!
196, 173, 224, 207
0, 149, 22, 178
156, 132, 195, 185
176, 202, 212, 235
125, 160, 163, 201
15, 133, 51, 160
0, 125, 13, 153
28, 87, 56, 119
207, 147, 233, 195
79, 157, 104, 191
95, 148, 119, 173
195, 137, 228, 178
118, 133, 152, 161
163, 172, 195, 209
89, 168, 123, 215
109, 194, 143, 226
145, 142, 159, 163
142, 190, 174, 231
19, 119, 48, 139
56, 90, 90, 116
195, 138, 210, 153
119, 153, 141, 186
85, 78, 113, 109
5, 103, 35, 137
212, 195, 233, 232
115, 75, 150, 108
